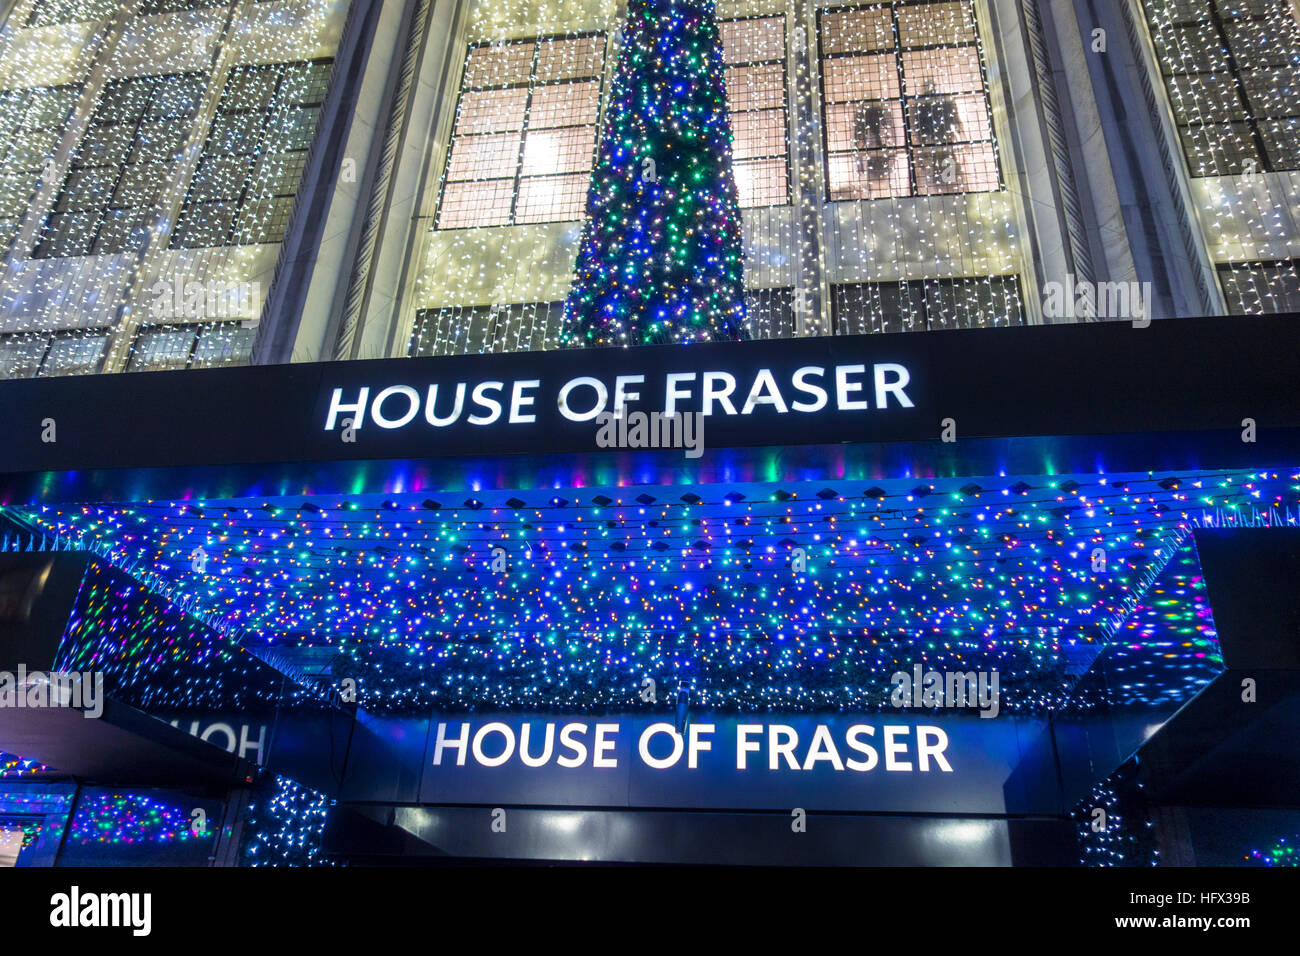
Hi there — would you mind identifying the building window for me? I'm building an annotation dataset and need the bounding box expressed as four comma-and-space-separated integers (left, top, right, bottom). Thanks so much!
0, 331, 108, 378
1141, 0, 1300, 176
0, 85, 81, 252
127, 322, 256, 371
172, 59, 332, 249
818, 0, 1002, 200
721, 16, 791, 208
1218, 259, 1300, 314
33, 72, 206, 258
832, 275, 1023, 332
744, 287, 796, 337
137, 0, 227, 14
409, 301, 563, 356
437, 34, 606, 229
25, 0, 116, 27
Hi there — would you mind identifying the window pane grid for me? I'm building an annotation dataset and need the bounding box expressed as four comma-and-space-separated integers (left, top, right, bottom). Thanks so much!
722, 16, 791, 208
172, 59, 332, 249
409, 301, 563, 356
833, 276, 1024, 333
819, 1, 1003, 201
438, 35, 606, 229
0, 84, 81, 252
1217, 259, 1300, 314
1141, 0, 1300, 175
0, 331, 109, 378
34, 73, 205, 258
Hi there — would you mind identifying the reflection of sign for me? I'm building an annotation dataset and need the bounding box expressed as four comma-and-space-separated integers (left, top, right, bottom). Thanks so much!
419, 713, 1043, 814
168, 718, 267, 765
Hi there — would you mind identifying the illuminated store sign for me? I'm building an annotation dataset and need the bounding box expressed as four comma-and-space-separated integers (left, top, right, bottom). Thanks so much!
323, 363, 914, 432
419, 713, 1046, 814
430, 717, 950, 772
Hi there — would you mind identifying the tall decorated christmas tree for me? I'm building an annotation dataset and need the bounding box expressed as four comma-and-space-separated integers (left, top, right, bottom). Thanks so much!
561, 0, 747, 347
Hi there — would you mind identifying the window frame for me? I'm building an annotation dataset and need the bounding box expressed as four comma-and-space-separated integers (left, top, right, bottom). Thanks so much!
816, 0, 1004, 202
436, 32, 608, 230
33, 71, 207, 259
170, 57, 333, 250
1139, 0, 1300, 177
0, 329, 110, 378
721, 13, 793, 210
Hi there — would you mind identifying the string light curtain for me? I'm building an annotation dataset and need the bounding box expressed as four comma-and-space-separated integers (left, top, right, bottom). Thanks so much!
409, 0, 1026, 354
0, 0, 345, 379
0, 85, 81, 251
35, 73, 208, 259
413, 28, 608, 358
437, 34, 607, 229
820, 1, 1000, 200
124, 57, 334, 371
411, 32, 610, 354
415, 7, 799, 356
1139, 0, 1300, 314
720, 15, 795, 339
412, 9, 619, 358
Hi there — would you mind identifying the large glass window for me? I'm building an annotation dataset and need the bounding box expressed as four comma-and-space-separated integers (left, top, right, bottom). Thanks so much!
410, 301, 562, 355
137, 0, 227, 14
172, 59, 332, 249
1217, 259, 1300, 313
0, 84, 80, 252
1141, 0, 1300, 176
437, 34, 606, 229
818, 0, 1001, 200
832, 275, 1023, 332
0, 330, 109, 378
721, 15, 791, 208
127, 322, 256, 370
34, 72, 206, 258
25, 0, 117, 27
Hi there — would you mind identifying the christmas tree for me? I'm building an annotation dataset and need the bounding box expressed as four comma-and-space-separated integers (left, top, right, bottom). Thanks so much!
561, 0, 747, 347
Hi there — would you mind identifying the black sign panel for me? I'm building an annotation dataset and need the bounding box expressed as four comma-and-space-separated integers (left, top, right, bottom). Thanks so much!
1, 316, 1298, 478
417, 712, 1049, 814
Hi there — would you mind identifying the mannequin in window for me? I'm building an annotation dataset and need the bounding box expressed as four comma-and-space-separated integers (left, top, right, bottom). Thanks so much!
912, 81, 963, 190
853, 102, 895, 185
